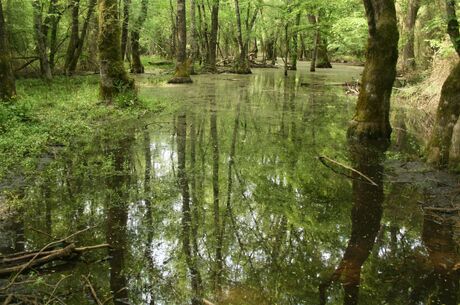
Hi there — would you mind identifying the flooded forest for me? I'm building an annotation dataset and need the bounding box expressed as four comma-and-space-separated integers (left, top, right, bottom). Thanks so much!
0, 0, 460, 304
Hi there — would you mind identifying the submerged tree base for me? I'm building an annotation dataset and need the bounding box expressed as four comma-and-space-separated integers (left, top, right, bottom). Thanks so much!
347, 120, 392, 141
168, 76, 193, 84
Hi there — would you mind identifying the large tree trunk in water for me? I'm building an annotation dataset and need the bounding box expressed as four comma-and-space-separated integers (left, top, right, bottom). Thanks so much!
308, 15, 319, 72
347, 0, 399, 140
169, 0, 192, 83
0, 0, 15, 101
190, 0, 198, 74
121, 0, 131, 61
402, 0, 421, 71
427, 0, 460, 168
290, 13, 300, 71
204, 0, 219, 72
316, 38, 332, 68
98, 0, 134, 103
233, 0, 254, 74
32, 0, 52, 81
130, 0, 148, 74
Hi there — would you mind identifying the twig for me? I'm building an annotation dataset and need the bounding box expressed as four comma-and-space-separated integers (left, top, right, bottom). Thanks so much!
2, 294, 13, 305
318, 155, 379, 186
83, 275, 103, 305
1, 227, 93, 291
44, 275, 71, 305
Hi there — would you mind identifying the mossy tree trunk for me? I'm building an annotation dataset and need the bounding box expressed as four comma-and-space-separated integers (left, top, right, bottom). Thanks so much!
290, 13, 300, 71
130, 0, 148, 74
121, 0, 131, 61
347, 0, 399, 141
64, 0, 80, 74
427, 0, 460, 168
32, 0, 52, 81
316, 38, 332, 68
65, 0, 97, 75
169, 0, 193, 83
446, 0, 460, 56
204, 0, 219, 73
308, 14, 319, 72
402, 0, 421, 71
98, 0, 135, 103
233, 0, 258, 74
190, 0, 198, 74
0, 0, 15, 101
427, 62, 460, 167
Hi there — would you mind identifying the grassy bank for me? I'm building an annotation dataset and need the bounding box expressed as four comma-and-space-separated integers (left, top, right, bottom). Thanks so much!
0, 75, 164, 182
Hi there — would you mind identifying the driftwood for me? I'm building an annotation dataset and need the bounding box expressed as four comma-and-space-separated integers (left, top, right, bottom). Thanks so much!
0, 227, 111, 290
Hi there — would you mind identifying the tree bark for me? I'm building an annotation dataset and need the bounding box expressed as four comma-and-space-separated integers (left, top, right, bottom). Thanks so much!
67, 0, 97, 74
32, 0, 52, 81
233, 0, 257, 74
427, 0, 460, 168
98, 0, 134, 103
0, 0, 15, 101
64, 0, 80, 74
204, 0, 219, 72
121, 0, 131, 61
169, 0, 192, 83
190, 0, 198, 74
130, 0, 148, 73
446, 0, 460, 56
290, 13, 300, 71
308, 15, 319, 72
347, 0, 399, 140
402, 0, 421, 71
316, 38, 332, 68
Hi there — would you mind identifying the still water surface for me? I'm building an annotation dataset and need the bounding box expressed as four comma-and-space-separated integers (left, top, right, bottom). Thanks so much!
1, 64, 459, 305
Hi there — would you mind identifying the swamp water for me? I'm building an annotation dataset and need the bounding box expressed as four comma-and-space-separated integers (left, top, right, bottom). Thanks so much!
1, 64, 459, 304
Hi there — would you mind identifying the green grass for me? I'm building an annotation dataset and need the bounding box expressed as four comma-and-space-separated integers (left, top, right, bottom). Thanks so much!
0, 75, 164, 181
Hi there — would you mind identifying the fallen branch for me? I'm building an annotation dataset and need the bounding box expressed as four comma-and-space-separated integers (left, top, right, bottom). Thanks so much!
83, 275, 103, 305
318, 156, 379, 186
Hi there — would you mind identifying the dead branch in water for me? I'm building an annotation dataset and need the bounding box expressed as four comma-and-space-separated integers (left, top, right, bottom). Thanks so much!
318, 155, 379, 186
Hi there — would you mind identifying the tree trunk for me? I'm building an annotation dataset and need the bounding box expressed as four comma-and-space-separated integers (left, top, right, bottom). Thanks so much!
308, 15, 319, 72
121, 0, 131, 61
169, 0, 192, 83
427, 0, 460, 168
347, 0, 399, 140
402, 0, 421, 71
64, 0, 80, 75
284, 22, 289, 76
98, 0, 134, 103
190, 0, 198, 74
290, 13, 300, 71
67, 0, 97, 75
130, 0, 148, 74
32, 0, 52, 81
46, 0, 61, 71
233, 0, 253, 74
316, 38, 332, 68
0, 0, 15, 101
204, 0, 219, 72
427, 62, 460, 167
446, 0, 460, 56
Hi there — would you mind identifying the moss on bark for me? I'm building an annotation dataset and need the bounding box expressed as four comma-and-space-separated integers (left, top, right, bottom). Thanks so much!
348, 1, 399, 141
427, 61, 460, 168
98, 0, 135, 103
0, 0, 15, 101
